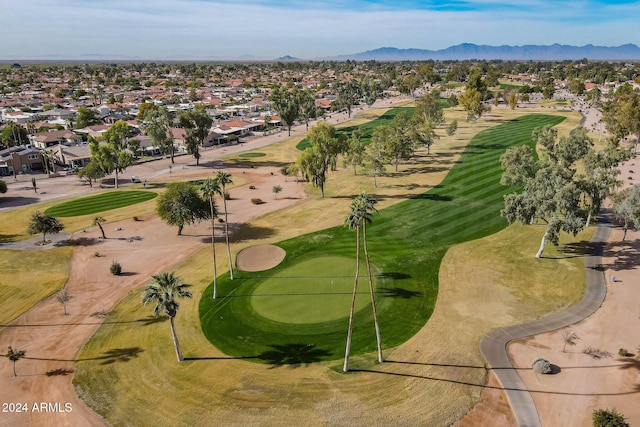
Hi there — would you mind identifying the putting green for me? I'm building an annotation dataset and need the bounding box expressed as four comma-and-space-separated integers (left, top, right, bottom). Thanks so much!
251, 256, 372, 324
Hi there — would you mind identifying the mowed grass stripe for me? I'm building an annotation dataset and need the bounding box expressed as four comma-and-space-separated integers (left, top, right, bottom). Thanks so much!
45, 190, 157, 217
199, 114, 565, 362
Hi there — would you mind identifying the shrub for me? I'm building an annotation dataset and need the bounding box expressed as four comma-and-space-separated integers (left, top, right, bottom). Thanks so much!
583, 346, 612, 359
223, 191, 231, 200
133, 216, 140, 221
251, 198, 264, 205
592, 408, 629, 427
94, 252, 101, 257
217, 218, 224, 223
531, 357, 552, 374
249, 185, 256, 190
618, 348, 632, 357
110, 260, 122, 275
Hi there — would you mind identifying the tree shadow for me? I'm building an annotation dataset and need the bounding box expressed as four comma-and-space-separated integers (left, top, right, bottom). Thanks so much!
379, 287, 422, 299
46, 368, 74, 376
256, 343, 332, 368
60, 237, 102, 247
228, 223, 275, 243
377, 272, 412, 280
0, 196, 39, 210
0, 233, 21, 243
118, 272, 139, 277
601, 238, 640, 271
411, 193, 453, 202
98, 347, 145, 365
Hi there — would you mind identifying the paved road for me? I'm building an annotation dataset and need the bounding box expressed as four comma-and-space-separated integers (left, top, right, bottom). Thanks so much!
479, 211, 611, 427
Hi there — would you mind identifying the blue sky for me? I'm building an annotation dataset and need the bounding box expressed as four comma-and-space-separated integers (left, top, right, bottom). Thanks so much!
0, 0, 638, 60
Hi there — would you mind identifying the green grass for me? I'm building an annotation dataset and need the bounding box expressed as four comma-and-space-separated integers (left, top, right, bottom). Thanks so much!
0, 248, 73, 326
44, 190, 157, 217
238, 152, 267, 158
200, 113, 566, 362
296, 107, 415, 150
249, 256, 377, 324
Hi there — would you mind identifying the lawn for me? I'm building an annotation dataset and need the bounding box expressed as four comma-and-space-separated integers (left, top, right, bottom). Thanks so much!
199, 114, 567, 362
72, 109, 593, 426
44, 190, 157, 217
296, 107, 415, 150
0, 247, 73, 326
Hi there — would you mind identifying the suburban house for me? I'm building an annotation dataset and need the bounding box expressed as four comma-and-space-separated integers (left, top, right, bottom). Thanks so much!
52, 144, 91, 169
0, 144, 43, 176
32, 130, 83, 149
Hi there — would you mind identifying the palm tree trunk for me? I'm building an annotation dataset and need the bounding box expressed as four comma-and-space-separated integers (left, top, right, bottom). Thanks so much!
170, 316, 184, 362
210, 197, 218, 299
222, 190, 234, 280
344, 226, 360, 373
535, 230, 548, 258
177, 225, 183, 236
363, 222, 383, 363
98, 224, 106, 239
12, 361, 17, 377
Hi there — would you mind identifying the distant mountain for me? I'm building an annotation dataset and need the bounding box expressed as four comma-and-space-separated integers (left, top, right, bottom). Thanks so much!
332, 43, 640, 61
275, 55, 301, 62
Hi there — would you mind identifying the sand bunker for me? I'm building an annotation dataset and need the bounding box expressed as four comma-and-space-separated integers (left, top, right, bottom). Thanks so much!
235, 244, 286, 272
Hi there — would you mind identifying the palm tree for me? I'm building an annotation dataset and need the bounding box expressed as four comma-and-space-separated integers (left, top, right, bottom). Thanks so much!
343, 201, 362, 373
214, 171, 235, 280
141, 271, 192, 362
5, 346, 26, 377
201, 178, 220, 299
342, 192, 381, 371
92, 216, 107, 239
357, 192, 383, 364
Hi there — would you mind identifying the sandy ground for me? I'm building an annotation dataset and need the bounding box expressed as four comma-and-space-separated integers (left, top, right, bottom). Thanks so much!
2, 94, 637, 426
235, 244, 286, 272
458, 101, 639, 426
0, 96, 406, 427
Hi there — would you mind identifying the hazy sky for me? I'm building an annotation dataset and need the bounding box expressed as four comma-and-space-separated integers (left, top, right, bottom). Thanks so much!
0, 0, 638, 60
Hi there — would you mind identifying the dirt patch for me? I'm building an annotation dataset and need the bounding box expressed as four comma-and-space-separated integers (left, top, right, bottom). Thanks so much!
236, 244, 286, 271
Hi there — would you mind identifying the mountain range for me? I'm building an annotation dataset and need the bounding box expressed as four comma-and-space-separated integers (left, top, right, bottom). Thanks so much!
328, 43, 640, 61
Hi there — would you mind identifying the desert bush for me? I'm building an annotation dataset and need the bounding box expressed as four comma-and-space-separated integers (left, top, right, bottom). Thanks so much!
94, 251, 101, 257
223, 191, 231, 200
583, 346, 612, 359
531, 357, 552, 374
618, 348, 632, 357
133, 216, 140, 221
251, 198, 264, 205
110, 260, 122, 275
217, 218, 224, 223
592, 408, 629, 427
249, 185, 256, 190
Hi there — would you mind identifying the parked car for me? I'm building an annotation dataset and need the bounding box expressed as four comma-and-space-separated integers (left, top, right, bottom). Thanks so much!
131, 176, 141, 183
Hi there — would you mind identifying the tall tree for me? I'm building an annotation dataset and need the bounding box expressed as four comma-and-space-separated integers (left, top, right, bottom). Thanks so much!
357, 192, 382, 363
501, 126, 596, 258
459, 88, 490, 121
214, 171, 235, 280
360, 77, 381, 107
296, 88, 316, 131
77, 161, 106, 187
5, 346, 26, 377
27, 211, 65, 243
386, 112, 415, 172
201, 178, 220, 297
344, 128, 365, 175
296, 122, 346, 198
156, 181, 210, 235
269, 86, 299, 136
342, 192, 381, 373
142, 106, 175, 163
613, 184, 640, 241
74, 106, 99, 129
336, 80, 360, 117
142, 271, 193, 362
179, 105, 212, 165
365, 128, 389, 188
0, 123, 28, 147
92, 121, 136, 188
